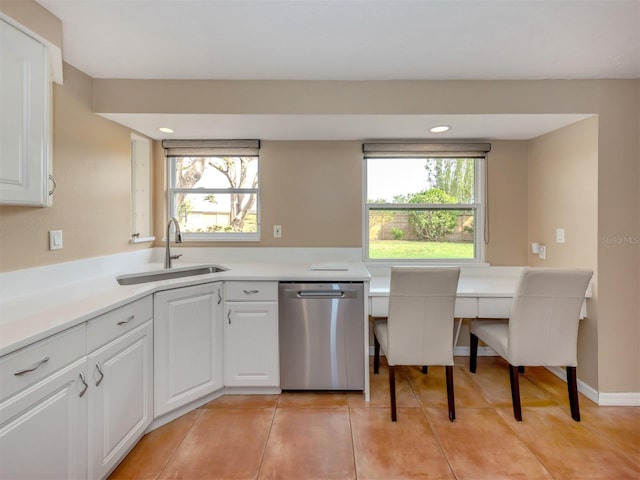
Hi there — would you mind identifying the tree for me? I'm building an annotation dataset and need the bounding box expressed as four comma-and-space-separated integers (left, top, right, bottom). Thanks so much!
407, 189, 458, 241
175, 157, 257, 232
425, 158, 474, 203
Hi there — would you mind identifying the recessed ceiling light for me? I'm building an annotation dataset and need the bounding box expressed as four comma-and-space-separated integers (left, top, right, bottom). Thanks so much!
430, 125, 450, 133
159, 127, 174, 133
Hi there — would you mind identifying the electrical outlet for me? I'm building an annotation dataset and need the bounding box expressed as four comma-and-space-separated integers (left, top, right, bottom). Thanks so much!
274, 225, 282, 238
538, 245, 546, 260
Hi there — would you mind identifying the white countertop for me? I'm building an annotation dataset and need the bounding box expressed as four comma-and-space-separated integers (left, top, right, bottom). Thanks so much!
369, 267, 523, 298
0, 260, 371, 357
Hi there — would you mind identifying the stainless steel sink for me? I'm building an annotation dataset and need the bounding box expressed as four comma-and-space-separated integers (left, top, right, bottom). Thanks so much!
116, 264, 228, 285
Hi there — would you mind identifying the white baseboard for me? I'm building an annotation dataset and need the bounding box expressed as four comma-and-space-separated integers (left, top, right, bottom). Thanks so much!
453, 346, 496, 357
541, 366, 640, 406
597, 392, 640, 406
368, 345, 496, 357
368, 349, 640, 406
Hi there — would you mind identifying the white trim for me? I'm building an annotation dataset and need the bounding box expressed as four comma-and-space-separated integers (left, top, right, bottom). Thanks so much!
129, 236, 155, 244
597, 392, 640, 407
0, 13, 63, 84
547, 366, 601, 405
453, 346, 496, 357
362, 155, 487, 263
367, 348, 640, 407
369, 345, 496, 357
546, 366, 640, 406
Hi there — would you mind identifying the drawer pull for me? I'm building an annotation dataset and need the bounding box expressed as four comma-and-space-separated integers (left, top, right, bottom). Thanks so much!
243, 289, 259, 295
14, 356, 50, 376
95, 362, 104, 386
117, 315, 135, 325
79, 372, 88, 397
217, 289, 222, 305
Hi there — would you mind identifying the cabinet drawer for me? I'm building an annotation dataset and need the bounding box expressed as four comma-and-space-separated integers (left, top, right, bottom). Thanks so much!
87, 296, 152, 352
225, 282, 278, 301
370, 297, 389, 317
478, 297, 512, 318
0, 324, 86, 401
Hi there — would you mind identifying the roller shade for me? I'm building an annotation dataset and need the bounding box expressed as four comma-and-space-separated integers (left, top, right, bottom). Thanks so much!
162, 139, 260, 157
363, 142, 491, 158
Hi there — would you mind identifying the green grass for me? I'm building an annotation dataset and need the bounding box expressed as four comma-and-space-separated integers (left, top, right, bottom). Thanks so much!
369, 240, 474, 259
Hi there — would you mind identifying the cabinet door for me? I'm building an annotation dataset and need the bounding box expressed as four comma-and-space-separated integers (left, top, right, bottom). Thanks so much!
0, 19, 51, 206
87, 321, 153, 480
225, 302, 279, 387
154, 282, 223, 416
0, 359, 88, 479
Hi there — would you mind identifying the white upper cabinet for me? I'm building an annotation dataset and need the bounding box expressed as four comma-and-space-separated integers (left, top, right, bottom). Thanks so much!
0, 18, 52, 207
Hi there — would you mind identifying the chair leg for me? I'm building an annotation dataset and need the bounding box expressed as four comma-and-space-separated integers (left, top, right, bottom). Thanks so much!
446, 365, 456, 422
470, 333, 479, 373
567, 366, 581, 422
373, 335, 380, 374
389, 365, 397, 422
509, 364, 523, 421
422, 366, 428, 374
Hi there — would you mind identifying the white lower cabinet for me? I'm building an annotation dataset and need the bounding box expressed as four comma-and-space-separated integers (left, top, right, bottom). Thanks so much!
0, 359, 88, 479
0, 323, 88, 479
224, 282, 279, 387
87, 321, 153, 479
154, 282, 224, 416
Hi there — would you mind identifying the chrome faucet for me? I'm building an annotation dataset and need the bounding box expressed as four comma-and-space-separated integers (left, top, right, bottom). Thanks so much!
165, 217, 183, 268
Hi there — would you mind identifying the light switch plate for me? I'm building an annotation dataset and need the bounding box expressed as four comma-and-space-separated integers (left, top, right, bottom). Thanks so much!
556, 228, 565, 243
49, 230, 63, 250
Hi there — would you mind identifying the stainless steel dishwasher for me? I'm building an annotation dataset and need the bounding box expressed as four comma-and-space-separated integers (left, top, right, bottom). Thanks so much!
279, 282, 365, 390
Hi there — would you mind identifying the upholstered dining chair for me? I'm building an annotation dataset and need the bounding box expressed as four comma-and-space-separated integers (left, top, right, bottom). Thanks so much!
373, 266, 461, 422
469, 267, 593, 422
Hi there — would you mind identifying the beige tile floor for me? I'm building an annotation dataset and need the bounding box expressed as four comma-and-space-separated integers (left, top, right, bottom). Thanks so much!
110, 356, 640, 479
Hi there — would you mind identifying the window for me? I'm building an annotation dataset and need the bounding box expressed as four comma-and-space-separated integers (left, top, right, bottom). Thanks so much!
363, 143, 490, 262
164, 140, 260, 241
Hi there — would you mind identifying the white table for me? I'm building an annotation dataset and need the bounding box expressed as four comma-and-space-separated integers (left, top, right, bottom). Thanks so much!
368, 266, 590, 346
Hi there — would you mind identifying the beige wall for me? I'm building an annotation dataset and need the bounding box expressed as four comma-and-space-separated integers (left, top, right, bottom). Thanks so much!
0, 0, 62, 49
1, 1, 638, 394
0, 63, 151, 271
153, 140, 527, 254
153, 140, 363, 247
484, 141, 529, 266
528, 116, 599, 388
594, 83, 640, 393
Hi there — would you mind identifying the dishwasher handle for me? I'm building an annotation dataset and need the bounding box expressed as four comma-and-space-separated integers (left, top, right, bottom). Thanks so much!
296, 291, 345, 298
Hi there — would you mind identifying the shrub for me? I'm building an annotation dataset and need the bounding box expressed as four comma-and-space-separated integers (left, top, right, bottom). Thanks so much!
407, 189, 458, 241
391, 227, 405, 240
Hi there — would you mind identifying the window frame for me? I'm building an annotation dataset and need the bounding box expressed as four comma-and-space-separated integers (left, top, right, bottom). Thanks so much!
363, 150, 487, 265
167, 153, 261, 242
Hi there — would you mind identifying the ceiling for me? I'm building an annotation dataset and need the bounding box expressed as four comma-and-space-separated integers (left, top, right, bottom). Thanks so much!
35, 0, 639, 140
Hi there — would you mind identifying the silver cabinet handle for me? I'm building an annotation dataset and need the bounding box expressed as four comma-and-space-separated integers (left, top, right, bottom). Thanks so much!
227, 309, 232, 325
79, 372, 88, 397
14, 356, 50, 376
217, 289, 222, 305
117, 315, 134, 325
48, 174, 56, 196
95, 362, 104, 386
243, 289, 259, 295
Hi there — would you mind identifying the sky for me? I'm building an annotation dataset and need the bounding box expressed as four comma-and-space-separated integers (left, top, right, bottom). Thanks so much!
366, 158, 432, 203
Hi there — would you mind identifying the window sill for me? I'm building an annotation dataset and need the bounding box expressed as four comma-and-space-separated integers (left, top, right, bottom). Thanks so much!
129, 236, 155, 244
